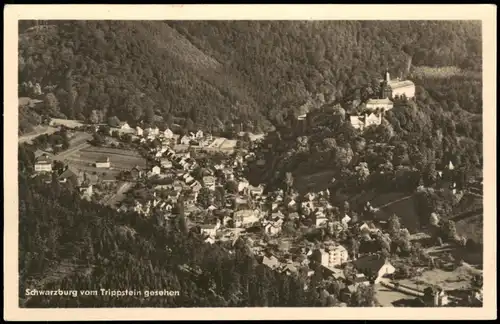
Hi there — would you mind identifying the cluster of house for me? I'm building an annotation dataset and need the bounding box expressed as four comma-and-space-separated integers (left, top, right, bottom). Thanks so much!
107, 121, 178, 146
258, 242, 397, 303
33, 152, 111, 201
178, 130, 213, 147
112, 120, 215, 148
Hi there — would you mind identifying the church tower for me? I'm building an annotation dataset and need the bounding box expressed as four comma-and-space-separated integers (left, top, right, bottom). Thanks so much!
380, 70, 392, 99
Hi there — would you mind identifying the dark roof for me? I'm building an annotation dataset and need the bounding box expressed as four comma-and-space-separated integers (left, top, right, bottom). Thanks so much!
35, 155, 51, 164
352, 254, 388, 276
96, 157, 110, 163
34, 150, 53, 159
58, 167, 78, 180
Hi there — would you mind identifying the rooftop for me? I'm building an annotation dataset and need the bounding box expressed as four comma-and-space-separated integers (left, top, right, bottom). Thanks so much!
58, 167, 78, 180
35, 155, 51, 164
388, 79, 415, 89
352, 254, 389, 275
366, 98, 393, 105
96, 157, 110, 163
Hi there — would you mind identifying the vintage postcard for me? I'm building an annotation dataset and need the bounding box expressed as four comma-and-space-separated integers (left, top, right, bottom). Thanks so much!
4, 4, 497, 321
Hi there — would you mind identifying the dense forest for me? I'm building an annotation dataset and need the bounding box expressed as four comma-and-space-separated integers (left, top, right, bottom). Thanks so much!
18, 20, 481, 133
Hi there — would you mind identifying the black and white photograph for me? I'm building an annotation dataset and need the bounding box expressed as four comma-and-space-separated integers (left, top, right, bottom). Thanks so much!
4, 4, 496, 321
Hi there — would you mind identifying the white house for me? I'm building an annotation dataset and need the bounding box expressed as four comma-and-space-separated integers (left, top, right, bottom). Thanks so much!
202, 176, 216, 190
365, 113, 382, 128
353, 255, 396, 284
136, 126, 143, 136
319, 245, 349, 268
95, 157, 111, 169
350, 116, 365, 130
315, 212, 328, 227
163, 128, 174, 139
195, 130, 204, 139
185, 175, 195, 184
305, 192, 316, 201
341, 214, 352, 227
233, 209, 260, 227
151, 165, 161, 175
119, 122, 132, 130
34, 155, 52, 173
200, 224, 219, 238
264, 222, 282, 236
78, 184, 93, 198
238, 180, 249, 193
180, 135, 191, 145
247, 185, 264, 197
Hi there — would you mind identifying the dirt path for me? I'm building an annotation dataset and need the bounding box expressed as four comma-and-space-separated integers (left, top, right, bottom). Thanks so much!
374, 194, 414, 209
53, 142, 92, 161
18, 126, 59, 143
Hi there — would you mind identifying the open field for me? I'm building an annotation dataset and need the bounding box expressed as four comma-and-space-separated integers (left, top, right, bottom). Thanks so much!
398, 265, 480, 292
175, 136, 238, 153
68, 131, 93, 146
54, 144, 146, 175
75, 147, 147, 169
350, 191, 420, 232
412, 66, 481, 79
49, 118, 85, 129
209, 137, 238, 150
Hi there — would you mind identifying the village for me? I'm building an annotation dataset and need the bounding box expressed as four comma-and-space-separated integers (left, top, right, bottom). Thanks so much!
28, 111, 483, 308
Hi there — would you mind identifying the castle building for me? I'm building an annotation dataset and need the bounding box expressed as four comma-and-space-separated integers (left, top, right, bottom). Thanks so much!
365, 98, 394, 112
380, 70, 416, 100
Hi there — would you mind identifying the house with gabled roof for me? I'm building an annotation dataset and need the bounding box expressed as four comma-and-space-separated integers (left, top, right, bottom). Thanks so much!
261, 254, 281, 270
352, 254, 395, 284
163, 128, 174, 139
180, 135, 191, 145
34, 154, 52, 173
95, 157, 111, 168
58, 167, 78, 185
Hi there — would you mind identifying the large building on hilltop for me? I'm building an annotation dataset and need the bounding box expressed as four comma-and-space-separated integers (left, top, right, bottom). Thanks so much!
380, 70, 416, 100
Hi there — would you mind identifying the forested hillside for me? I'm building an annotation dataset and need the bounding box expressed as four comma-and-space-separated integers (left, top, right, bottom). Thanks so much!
18, 20, 481, 133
